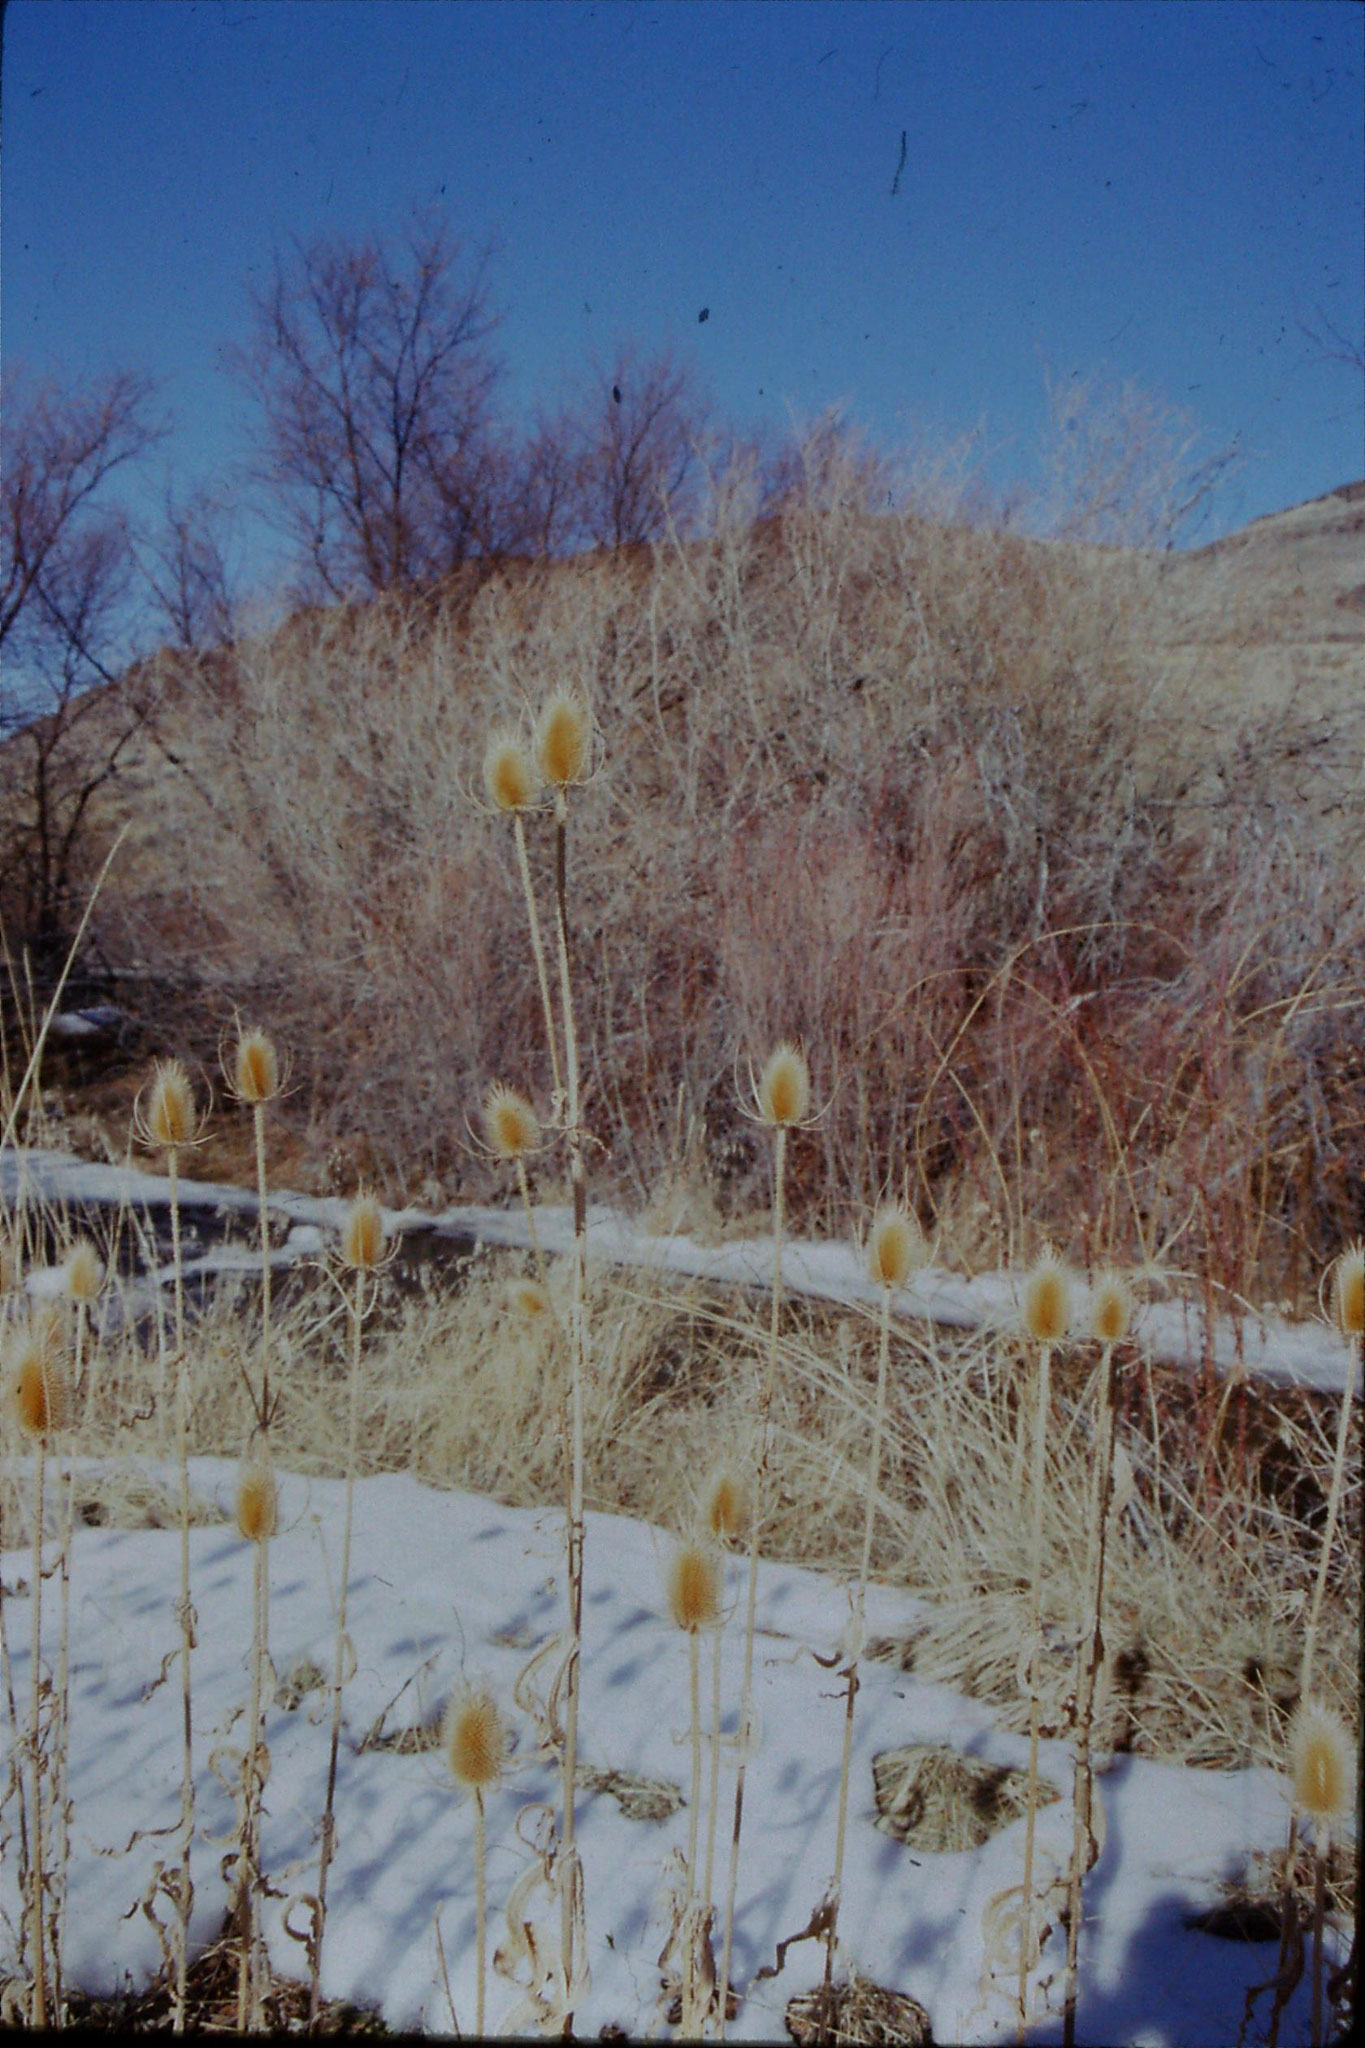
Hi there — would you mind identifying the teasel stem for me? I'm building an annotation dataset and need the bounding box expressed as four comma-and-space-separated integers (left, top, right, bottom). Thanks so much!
169, 1141, 195, 2034
309, 1264, 371, 2030
1063, 1339, 1118, 2047
822, 1272, 894, 1996
551, 781, 588, 2033
473, 1786, 488, 2037
252, 1101, 272, 1415
238, 1519, 268, 2031
1017, 1339, 1053, 2044
28, 1428, 48, 2027
719, 1120, 788, 2038
513, 809, 564, 1115
702, 1615, 725, 1922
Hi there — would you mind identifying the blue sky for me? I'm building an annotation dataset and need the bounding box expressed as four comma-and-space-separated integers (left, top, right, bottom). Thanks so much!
3, 0, 1362, 597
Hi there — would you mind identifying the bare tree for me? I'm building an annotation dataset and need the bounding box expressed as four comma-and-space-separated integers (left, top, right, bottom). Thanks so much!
1, 364, 165, 974
521, 343, 714, 554
231, 210, 512, 597
140, 482, 241, 651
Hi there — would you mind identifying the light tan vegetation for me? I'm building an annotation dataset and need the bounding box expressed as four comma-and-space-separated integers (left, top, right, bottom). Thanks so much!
51, 424, 1362, 1321
2, 410, 1361, 2036
5, 1236, 1357, 1774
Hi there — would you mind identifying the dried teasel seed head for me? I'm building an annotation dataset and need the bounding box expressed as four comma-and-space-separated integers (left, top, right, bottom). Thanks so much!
483, 1082, 540, 1160
535, 692, 590, 789
1329, 1243, 1364, 1340
866, 1206, 925, 1291
8, 1341, 71, 1439
1090, 1271, 1133, 1346
1021, 1249, 1072, 1346
1288, 1698, 1355, 1829
65, 1239, 105, 1302
232, 1028, 281, 1106
702, 1467, 748, 1546
666, 1541, 722, 1634
483, 731, 538, 813
508, 1277, 552, 1321
341, 1193, 386, 1271
145, 1058, 197, 1150
757, 1042, 810, 1129
235, 1461, 277, 1543
443, 1688, 508, 1794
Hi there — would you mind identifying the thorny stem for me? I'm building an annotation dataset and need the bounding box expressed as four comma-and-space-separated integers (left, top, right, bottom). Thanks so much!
552, 785, 588, 2033
513, 809, 564, 1116
310, 1267, 369, 2030
719, 1122, 788, 2039
1063, 1340, 1118, 2048
474, 1789, 488, 2039
1017, 1341, 1053, 2044
170, 1143, 195, 2034
29, 1432, 48, 2028
823, 1276, 894, 1997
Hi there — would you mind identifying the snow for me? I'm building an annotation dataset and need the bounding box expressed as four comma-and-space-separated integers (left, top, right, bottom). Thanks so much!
4, 1148, 1358, 1396
0, 1458, 1344, 2042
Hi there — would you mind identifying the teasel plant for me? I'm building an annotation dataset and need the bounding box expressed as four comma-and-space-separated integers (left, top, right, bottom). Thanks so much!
480, 1083, 552, 1284
47, 1246, 105, 2020
133, 1055, 207, 2032
1287, 1698, 1356, 2048
483, 726, 563, 1114
232, 1434, 279, 2031
700, 1466, 748, 1944
1266, 1242, 1363, 2048
307, 1191, 389, 2030
1062, 1269, 1133, 2048
533, 687, 595, 2030
6, 1307, 73, 2027
718, 1039, 816, 2038
822, 1204, 927, 2008
223, 1026, 285, 2029
1015, 1246, 1073, 2043
664, 1539, 726, 2037
443, 1687, 510, 2038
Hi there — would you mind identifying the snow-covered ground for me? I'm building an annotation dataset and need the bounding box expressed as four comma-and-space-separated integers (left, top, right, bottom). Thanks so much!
4, 1147, 1358, 1396
0, 1458, 1341, 2043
